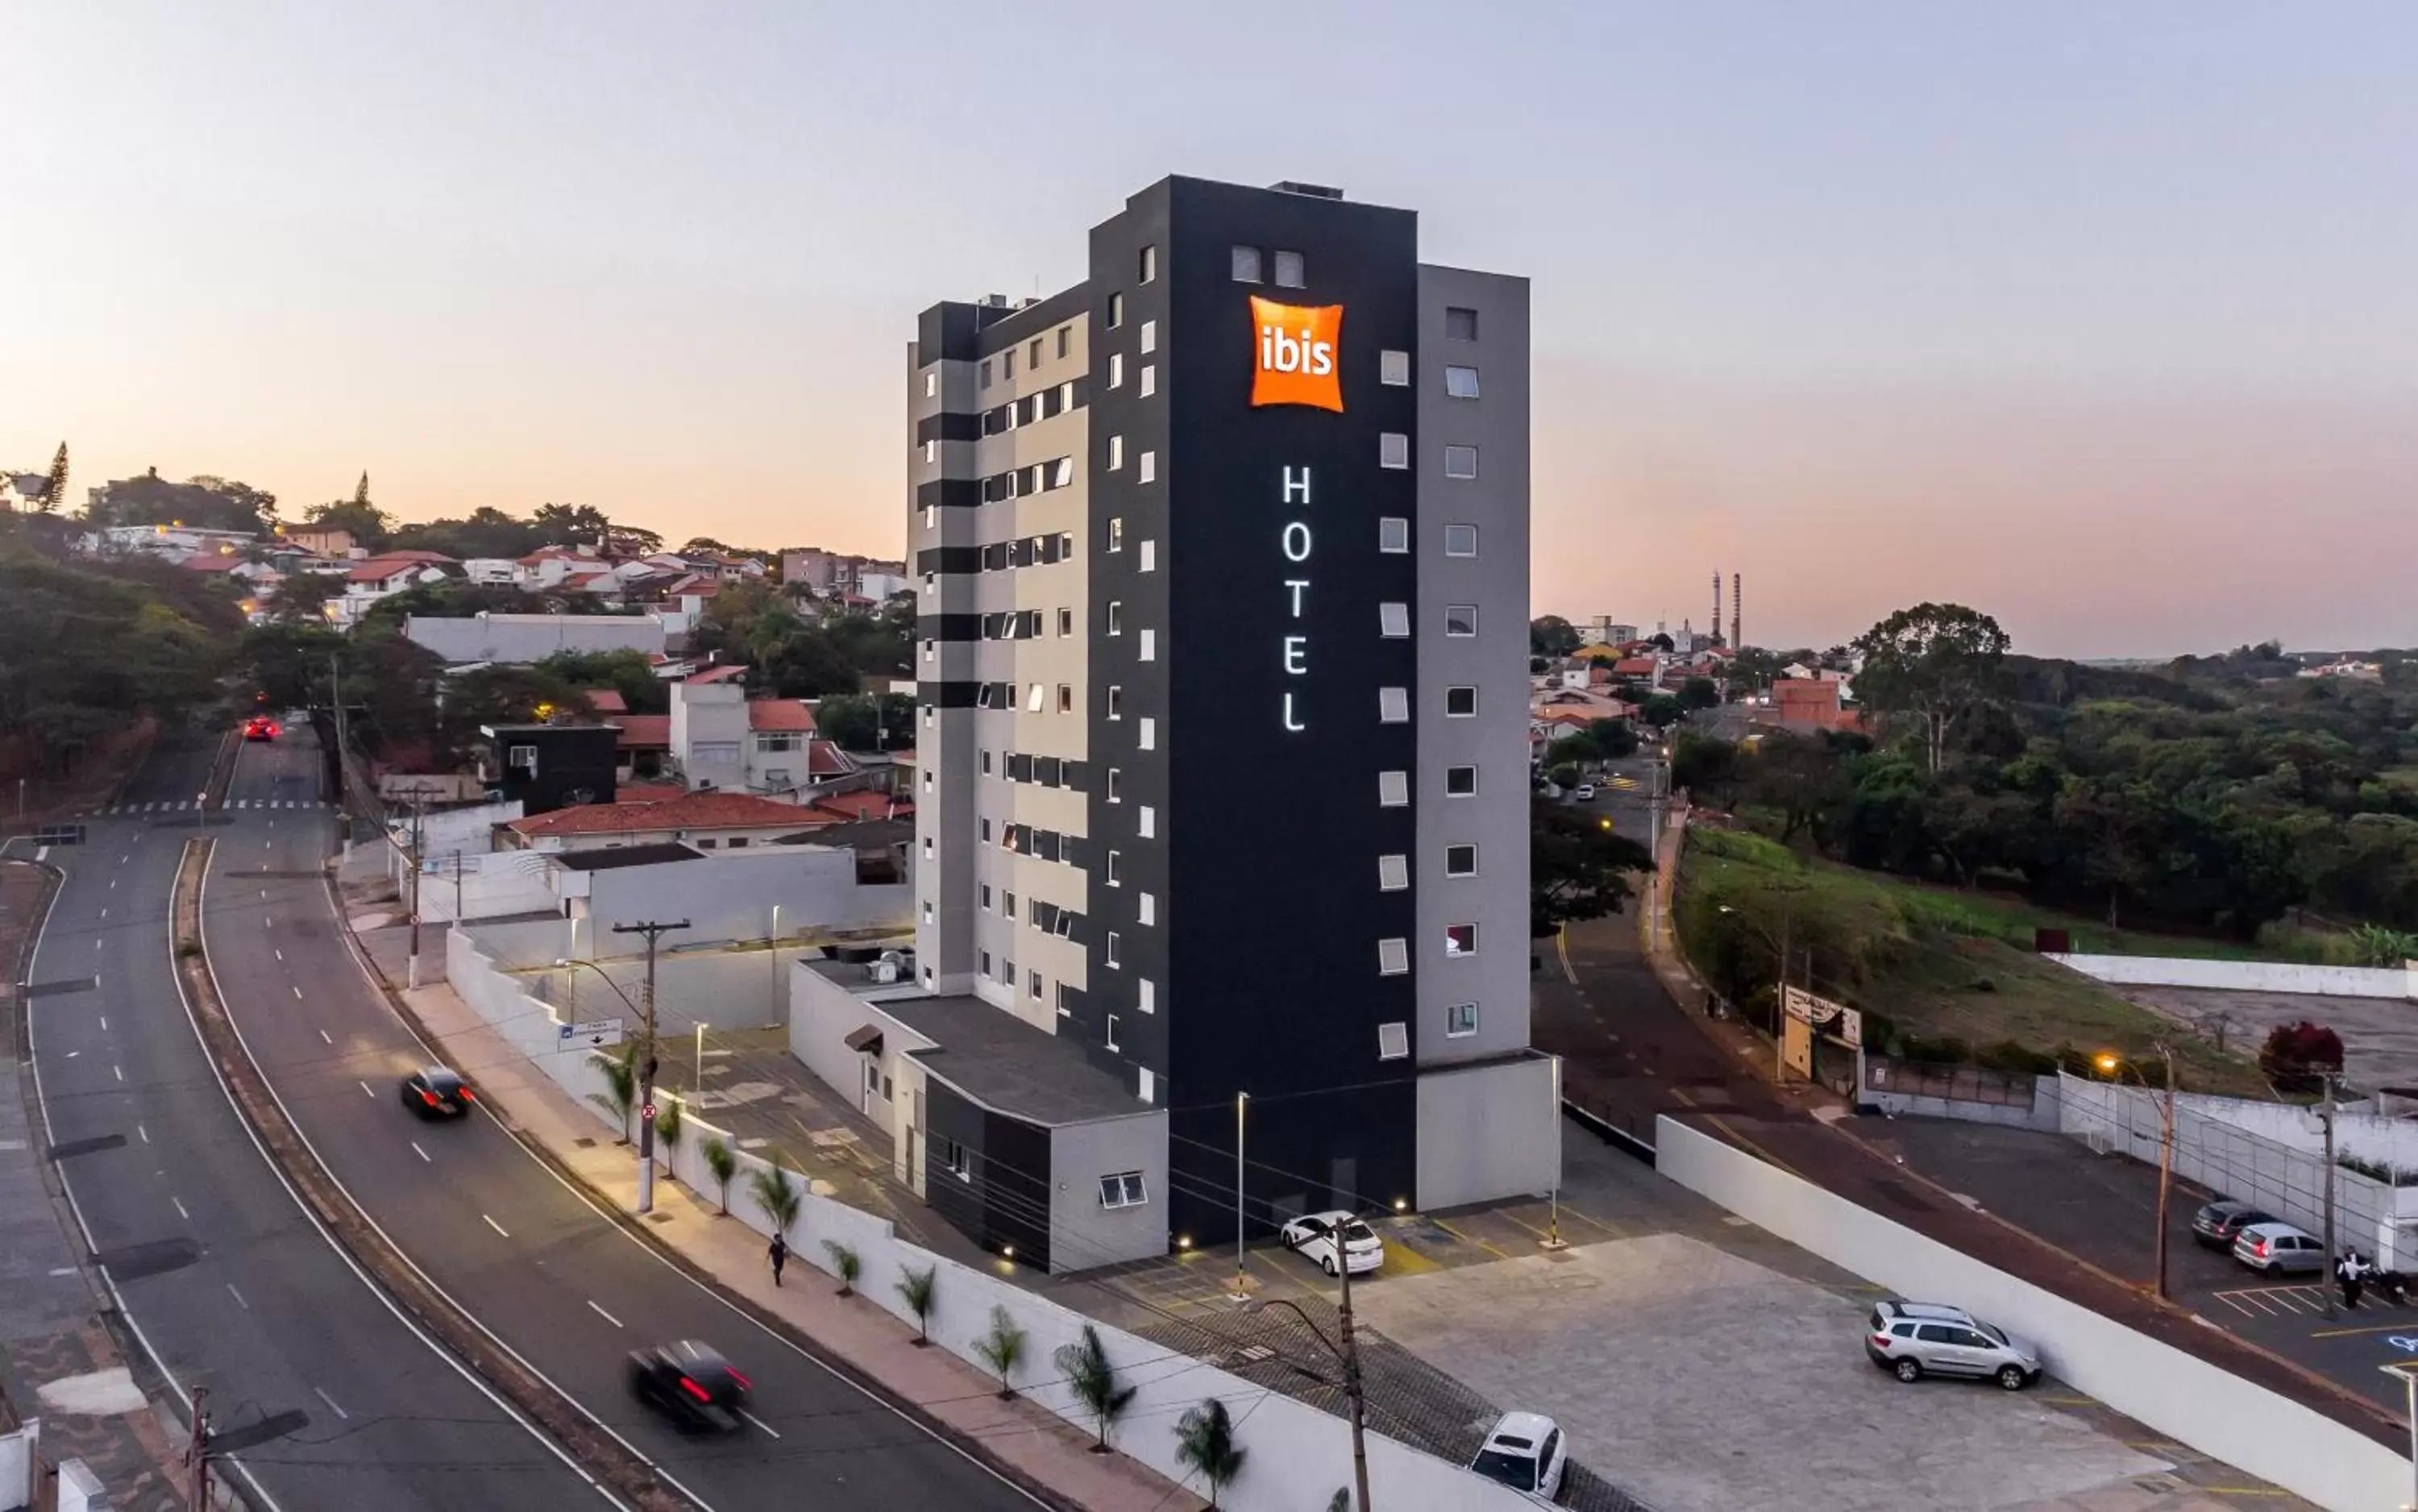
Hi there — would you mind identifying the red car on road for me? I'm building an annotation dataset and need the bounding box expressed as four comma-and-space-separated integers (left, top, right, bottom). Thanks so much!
243, 716, 279, 741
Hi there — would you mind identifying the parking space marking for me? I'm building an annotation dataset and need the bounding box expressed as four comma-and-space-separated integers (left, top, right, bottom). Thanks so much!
2212, 1284, 2333, 1318
1428, 1216, 1514, 1262
2307, 1319, 2403, 1339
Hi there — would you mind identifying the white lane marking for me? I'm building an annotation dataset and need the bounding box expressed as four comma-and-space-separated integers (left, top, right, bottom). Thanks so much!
412, 1142, 430, 1164
484, 1214, 512, 1240
99, 907, 107, 919
292, 985, 303, 999
107, 879, 115, 890
98, 1016, 106, 1031
227, 1283, 250, 1311
318, 1028, 332, 1045
314, 1385, 349, 1421
274, 949, 283, 962
585, 1300, 622, 1329
260, 889, 267, 899
113, 1065, 123, 1082
172, 1197, 189, 1220
739, 1410, 780, 1438
359, 1081, 375, 1098
62, 1052, 77, 1059
136, 1124, 148, 1144
93, 939, 101, 949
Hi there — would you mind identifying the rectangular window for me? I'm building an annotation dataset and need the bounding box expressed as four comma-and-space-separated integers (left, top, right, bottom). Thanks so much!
1273, 250, 1305, 288
1445, 305, 1478, 341
1003, 348, 1016, 380
1099, 1170, 1148, 1208
1377, 937, 1410, 975
1378, 687, 1410, 723
1137, 628, 1155, 661
1446, 923, 1478, 957
1444, 445, 1479, 480
1377, 1022, 1410, 1061
1139, 364, 1156, 398
1137, 717, 1156, 750
1107, 517, 1124, 553
1107, 685, 1123, 720
1138, 804, 1156, 838
1378, 602, 1410, 638
1446, 765, 1477, 796
941, 1136, 971, 1181
1108, 434, 1124, 471
1381, 350, 1410, 386
1057, 325, 1071, 359
979, 949, 992, 976
1139, 539, 1157, 572
1057, 683, 1073, 712
1139, 244, 1157, 283
1445, 365, 1481, 399
1029, 969, 1044, 1000
1057, 606, 1074, 636
1106, 1012, 1120, 1051
921, 438, 936, 463
1445, 844, 1479, 877
1140, 319, 1157, 355
922, 899, 933, 921
924, 370, 938, 397
1106, 932, 1121, 969
1106, 849, 1122, 886
1379, 433, 1410, 470
1447, 1002, 1479, 1037
1378, 517, 1410, 553
980, 817, 992, 842
1002, 955, 1014, 985
1061, 379, 1075, 410
1231, 245, 1262, 282
1445, 604, 1478, 637
1444, 523, 1479, 557
1107, 292, 1124, 328
1137, 891, 1156, 926
978, 359, 993, 388
1028, 337, 1042, 368
1053, 456, 1074, 488
1108, 352, 1124, 389
1106, 766, 1122, 803
507, 744, 537, 773
1107, 600, 1123, 636
1378, 771, 1410, 806
1138, 978, 1156, 1014
1026, 682, 1046, 712
1378, 854, 1409, 891
1138, 451, 1157, 484
1446, 686, 1478, 717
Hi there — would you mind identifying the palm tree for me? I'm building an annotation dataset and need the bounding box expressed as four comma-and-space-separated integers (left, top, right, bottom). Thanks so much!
1174, 1398, 1247, 1510
972, 1306, 1026, 1398
702, 1138, 737, 1215
822, 1240, 861, 1296
654, 1095, 683, 1156
587, 1041, 638, 1144
1053, 1324, 1136, 1453
748, 1153, 801, 1237
1326, 1491, 1352, 1512
895, 1264, 937, 1345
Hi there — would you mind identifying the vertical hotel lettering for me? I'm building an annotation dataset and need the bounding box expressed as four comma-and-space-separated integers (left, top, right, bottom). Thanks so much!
1251, 295, 1345, 734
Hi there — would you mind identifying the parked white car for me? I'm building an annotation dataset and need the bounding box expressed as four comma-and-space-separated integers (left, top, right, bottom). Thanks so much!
1278, 1211, 1384, 1277
1471, 1411, 1568, 1502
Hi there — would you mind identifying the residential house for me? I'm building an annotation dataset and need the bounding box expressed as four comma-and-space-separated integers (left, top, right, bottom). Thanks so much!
501, 790, 842, 853
1752, 678, 1863, 735
333, 553, 457, 626
2300, 659, 2384, 681
475, 724, 620, 814
280, 526, 355, 558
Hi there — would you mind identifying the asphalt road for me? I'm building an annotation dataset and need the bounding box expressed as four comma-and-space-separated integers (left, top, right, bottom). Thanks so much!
25, 733, 603, 1511
205, 725, 1041, 1511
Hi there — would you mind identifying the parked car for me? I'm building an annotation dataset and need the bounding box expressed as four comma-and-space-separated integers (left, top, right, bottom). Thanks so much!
2232, 1221, 2327, 1276
398, 1065, 476, 1119
1573, 784, 1597, 801
1865, 1299, 2041, 1390
1469, 1410, 1567, 1502
243, 715, 280, 741
2191, 1198, 2278, 1251
628, 1340, 750, 1431
1278, 1211, 1384, 1277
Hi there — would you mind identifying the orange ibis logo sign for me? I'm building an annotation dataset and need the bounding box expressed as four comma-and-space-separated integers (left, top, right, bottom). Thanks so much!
1250, 296, 1342, 412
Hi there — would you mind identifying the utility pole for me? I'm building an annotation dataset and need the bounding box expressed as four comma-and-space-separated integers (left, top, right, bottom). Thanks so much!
452, 847, 463, 922
2322, 1070, 2341, 1319
612, 919, 689, 1215
2153, 1041, 2177, 1301
330, 652, 347, 811
1335, 1223, 1373, 1512
405, 798, 425, 989
1775, 895, 1794, 1086
187, 1385, 211, 1508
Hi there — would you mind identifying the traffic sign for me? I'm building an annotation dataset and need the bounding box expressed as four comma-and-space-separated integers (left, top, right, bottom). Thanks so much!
641, 1103, 658, 1122
559, 1017, 623, 1048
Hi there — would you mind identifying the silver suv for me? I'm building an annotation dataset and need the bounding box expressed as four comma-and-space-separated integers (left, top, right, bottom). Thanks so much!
1866, 1299, 2041, 1391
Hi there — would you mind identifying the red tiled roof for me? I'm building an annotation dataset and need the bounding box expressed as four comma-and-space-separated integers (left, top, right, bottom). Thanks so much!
377, 550, 457, 565
348, 558, 427, 584
507, 790, 821, 838
1613, 658, 1660, 676
609, 714, 671, 749
583, 688, 629, 713
805, 740, 854, 777
746, 700, 815, 733
686, 665, 746, 685
811, 790, 910, 822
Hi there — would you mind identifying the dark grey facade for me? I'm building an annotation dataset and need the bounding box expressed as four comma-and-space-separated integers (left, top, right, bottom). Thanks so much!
480, 723, 618, 815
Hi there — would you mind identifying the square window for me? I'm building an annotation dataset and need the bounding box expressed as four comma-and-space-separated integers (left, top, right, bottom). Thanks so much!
1107, 517, 1124, 552
1378, 770, 1410, 806
1446, 765, 1477, 796
1445, 604, 1478, 637
1108, 352, 1124, 389
1377, 1022, 1410, 1061
1057, 683, 1074, 712
1447, 1002, 1479, 1037
1444, 523, 1479, 557
1099, 1170, 1148, 1208
1446, 923, 1478, 956
1444, 445, 1479, 480
1057, 607, 1074, 636
1378, 687, 1410, 723
924, 371, 938, 397
1446, 686, 1477, 717
1138, 804, 1156, 837
1445, 305, 1478, 340
1106, 766, 1122, 802
1377, 517, 1410, 553
1445, 844, 1478, 877
1107, 292, 1124, 328
1231, 245, 1262, 282
1138, 978, 1156, 1014
1140, 364, 1156, 397
1140, 319, 1157, 355
1445, 365, 1481, 399
1380, 432, 1410, 470
1107, 931, 1122, 968
1107, 685, 1124, 720
1107, 849, 1122, 886
1377, 937, 1410, 975
1378, 602, 1410, 638
1108, 434, 1124, 471
1381, 350, 1410, 386
1138, 451, 1157, 484
1138, 717, 1156, 750
1107, 600, 1124, 636
1057, 325, 1071, 359
1273, 250, 1305, 288
1138, 891, 1156, 926
1139, 244, 1157, 283
1378, 854, 1409, 891
1139, 539, 1157, 572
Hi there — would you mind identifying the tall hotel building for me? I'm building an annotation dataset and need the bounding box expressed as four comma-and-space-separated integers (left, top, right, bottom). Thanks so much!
837, 175, 1555, 1271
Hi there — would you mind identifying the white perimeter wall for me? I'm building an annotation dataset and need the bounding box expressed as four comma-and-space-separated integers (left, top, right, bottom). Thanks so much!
447, 927, 1542, 1512
0, 1422, 30, 1511
2050, 953, 2416, 1000
1656, 1115, 2405, 1512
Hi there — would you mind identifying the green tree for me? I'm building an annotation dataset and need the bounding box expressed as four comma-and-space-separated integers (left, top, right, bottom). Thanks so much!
1670, 731, 1739, 804
749, 1153, 802, 1236
815, 692, 916, 752
653, 1095, 683, 1154
1679, 675, 1722, 710
261, 571, 339, 625
1055, 1324, 1137, 1452
895, 1264, 938, 1345
538, 647, 668, 714
1528, 615, 1581, 658
1586, 717, 1639, 760
1639, 693, 1685, 728
1173, 1398, 1248, 1510
1739, 732, 1843, 847
588, 1040, 638, 1143
702, 1136, 737, 1215
1851, 603, 2012, 773
972, 1306, 1028, 1398
822, 1239, 862, 1296
1532, 795, 1655, 935
304, 493, 393, 550
37, 442, 68, 513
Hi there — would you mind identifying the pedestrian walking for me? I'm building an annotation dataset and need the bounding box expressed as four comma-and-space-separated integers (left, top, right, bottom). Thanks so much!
769, 1232, 789, 1289
2338, 1247, 2367, 1309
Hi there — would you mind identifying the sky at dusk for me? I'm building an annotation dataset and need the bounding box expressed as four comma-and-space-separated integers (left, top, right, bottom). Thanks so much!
6, 2, 2415, 658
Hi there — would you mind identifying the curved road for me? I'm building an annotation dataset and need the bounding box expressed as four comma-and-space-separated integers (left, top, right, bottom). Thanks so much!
28, 734, 605, 1510
202, 725, 1041, 1511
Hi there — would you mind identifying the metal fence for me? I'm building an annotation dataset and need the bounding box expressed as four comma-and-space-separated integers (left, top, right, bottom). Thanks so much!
1864, 1057, 2038, 1111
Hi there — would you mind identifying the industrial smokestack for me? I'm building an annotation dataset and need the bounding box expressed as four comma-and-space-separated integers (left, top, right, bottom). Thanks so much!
1713, 572, 1723, 646
1732, 573, 1743, 651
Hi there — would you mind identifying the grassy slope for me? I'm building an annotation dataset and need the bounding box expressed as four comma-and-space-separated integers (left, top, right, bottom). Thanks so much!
1677, 829, 2274, 1099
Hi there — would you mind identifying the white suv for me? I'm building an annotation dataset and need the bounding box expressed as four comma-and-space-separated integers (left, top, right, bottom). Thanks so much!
1865, 1299, 2041, 1391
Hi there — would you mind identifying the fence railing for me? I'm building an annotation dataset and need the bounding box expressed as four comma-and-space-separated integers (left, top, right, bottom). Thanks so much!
1865, 1057, 2038, 1110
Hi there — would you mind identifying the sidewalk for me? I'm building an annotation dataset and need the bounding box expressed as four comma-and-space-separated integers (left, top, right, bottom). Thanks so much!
390, 957, 1199, 1512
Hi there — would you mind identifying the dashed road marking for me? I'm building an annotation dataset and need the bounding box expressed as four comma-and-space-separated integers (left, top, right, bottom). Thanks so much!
227, 1283, 250, 1310
587, 1299, 623, 1328
359, 1080, 375, 1098
484, 1214, 511, 1239
172, 1197, 189, 1220
318, 1028, 332, 1045
412, 1142, 430, 1164
314, 1385, 349, 1420
136, 1124, 147, 1144
292, 985, 302, 999
740, 1410, 779, 1437
112, 1065, 123, 1082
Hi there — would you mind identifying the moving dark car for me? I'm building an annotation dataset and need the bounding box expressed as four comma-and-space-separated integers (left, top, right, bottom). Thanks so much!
2191, 1198, 2276, 1250
243, 716, 280, 741
629, 1341, 750, 1431
399, 1065, 475, 1118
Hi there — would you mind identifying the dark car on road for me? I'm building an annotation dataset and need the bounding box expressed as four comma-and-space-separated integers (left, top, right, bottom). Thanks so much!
399, 1065, 475, 1119
2191, 1198, 2277, 1251
629, 1341, 750, 1431
243, 716, 280, 741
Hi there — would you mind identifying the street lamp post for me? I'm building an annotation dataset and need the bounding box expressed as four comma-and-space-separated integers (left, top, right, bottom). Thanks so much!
1244, 1292, 1373, 1512
1718, 892, 1802, 1085
1228, 1091, 1250, 1301
2096, 1044, 2181, 1300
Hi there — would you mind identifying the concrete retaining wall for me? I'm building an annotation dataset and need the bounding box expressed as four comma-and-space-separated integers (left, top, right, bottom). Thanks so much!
2049, 953, 2416, 1000
446, 926, 1541, 1512
0, 1420, 31, 1512
1656, 1115, 2403, 1512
